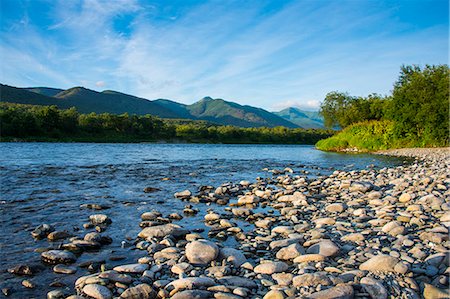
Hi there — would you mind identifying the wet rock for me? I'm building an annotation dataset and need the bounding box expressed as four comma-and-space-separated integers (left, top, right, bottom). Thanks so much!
22, 279, 35, 289
31, 224, 55, 239
254, 261, 288, 274
89, 214, 111, 225
174, 190, 192, 199
138, 224, 188, 239
53, 264, 77, 274
306, 284, 354, 299
360, 277, 388, 299
82, 284, 112, 299
8, 264, 39, 276
185, 240, 219, 265
41, 250, 77, 264
143, 187, 160, 193
47, 231, 71, 241
80, 203, 110, 210
120, 283, 156, 299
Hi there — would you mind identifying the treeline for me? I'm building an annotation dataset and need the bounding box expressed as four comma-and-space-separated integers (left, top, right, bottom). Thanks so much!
0, 103, 333, 144
318, 64, 449, 150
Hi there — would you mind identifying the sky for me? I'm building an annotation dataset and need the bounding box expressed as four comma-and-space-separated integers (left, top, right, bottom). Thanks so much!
0, 0, 448, 111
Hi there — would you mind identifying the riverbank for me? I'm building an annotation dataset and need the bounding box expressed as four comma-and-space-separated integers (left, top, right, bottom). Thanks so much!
4, 147, 449, 299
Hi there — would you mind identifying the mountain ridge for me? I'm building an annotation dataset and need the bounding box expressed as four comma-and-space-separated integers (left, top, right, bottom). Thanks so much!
1, 83, 322, 128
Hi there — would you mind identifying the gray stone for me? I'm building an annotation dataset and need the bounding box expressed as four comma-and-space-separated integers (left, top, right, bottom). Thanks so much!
185, 240, 219, 265
41, 250, 77, 264
306, 284, 354, 299
360, 277, 387, 299
83, 284, 112, 299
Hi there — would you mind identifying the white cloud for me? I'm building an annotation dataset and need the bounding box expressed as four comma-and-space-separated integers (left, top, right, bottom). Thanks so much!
271, 100, 321, 112
95, 81, 106, 87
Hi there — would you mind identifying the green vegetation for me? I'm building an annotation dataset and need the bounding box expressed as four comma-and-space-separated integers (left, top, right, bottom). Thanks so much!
0, 103, 333, 144
1, 85, 300, 128
317, 65, 449, 152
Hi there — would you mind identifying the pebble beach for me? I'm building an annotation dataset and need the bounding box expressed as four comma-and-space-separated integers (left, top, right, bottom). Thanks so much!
5, 147, 450, 299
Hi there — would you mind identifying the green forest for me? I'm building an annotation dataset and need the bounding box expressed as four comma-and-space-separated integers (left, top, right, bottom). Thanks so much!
316, 64, 449, 151
0, 102, 333, 144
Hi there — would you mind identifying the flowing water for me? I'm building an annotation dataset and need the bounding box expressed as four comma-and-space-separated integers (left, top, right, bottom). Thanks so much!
0, 143, 406, 298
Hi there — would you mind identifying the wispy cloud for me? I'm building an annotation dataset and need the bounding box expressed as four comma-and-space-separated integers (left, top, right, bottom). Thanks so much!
0, 0, 448, 110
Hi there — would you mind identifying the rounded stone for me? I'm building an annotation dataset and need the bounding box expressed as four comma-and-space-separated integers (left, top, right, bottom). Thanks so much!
254, 261, 288, 275
83, 284, 112, 299
41, 250, 77, 264
185, 240, 219, 265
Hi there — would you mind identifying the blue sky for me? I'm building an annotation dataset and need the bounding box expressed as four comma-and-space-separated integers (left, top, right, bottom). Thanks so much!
0, 0, 448, 111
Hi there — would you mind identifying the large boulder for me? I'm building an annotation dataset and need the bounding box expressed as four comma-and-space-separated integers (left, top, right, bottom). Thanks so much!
185, 240, 219, 265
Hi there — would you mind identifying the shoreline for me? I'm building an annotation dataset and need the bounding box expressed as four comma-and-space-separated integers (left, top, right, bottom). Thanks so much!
4, 147, 449, 298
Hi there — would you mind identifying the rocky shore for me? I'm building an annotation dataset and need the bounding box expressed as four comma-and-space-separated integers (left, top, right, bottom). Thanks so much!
6, 148, 450, 299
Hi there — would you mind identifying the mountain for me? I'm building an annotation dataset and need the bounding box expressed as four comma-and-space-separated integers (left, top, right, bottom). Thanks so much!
0, 84, 179, 118
186, 97, 298, 128
24, 87, 64, 97
54, 88, 179, 118
274, 107, 325, 129
1, 83, 300, 128
153, 99, 194, 119
0, 84, 63, 106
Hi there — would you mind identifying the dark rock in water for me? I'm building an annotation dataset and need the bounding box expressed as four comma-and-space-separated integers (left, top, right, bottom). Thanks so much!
53, 264, 77, 274
22, 279, 35, 289
47, 231, 71, 241
41, 250, 77, 264
143, 187, 161, 193
8, 264, 42, 276
2, 288, 11, 296
31, 224, 55, 239
89, 214, 111, 225
80, 203, 110, 210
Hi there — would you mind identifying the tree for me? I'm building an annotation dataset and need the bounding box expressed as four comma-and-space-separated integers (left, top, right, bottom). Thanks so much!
389, 64, 449, 145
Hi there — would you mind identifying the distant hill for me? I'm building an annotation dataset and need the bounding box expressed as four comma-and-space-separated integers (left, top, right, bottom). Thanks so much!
153, 99, 195, 119
0, 84, 63, 106
274, 107, 325, 129
0, 85, 179, 118
187, 97, 298, 128
24, 87, 64, 97
1, 83, 300, 128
